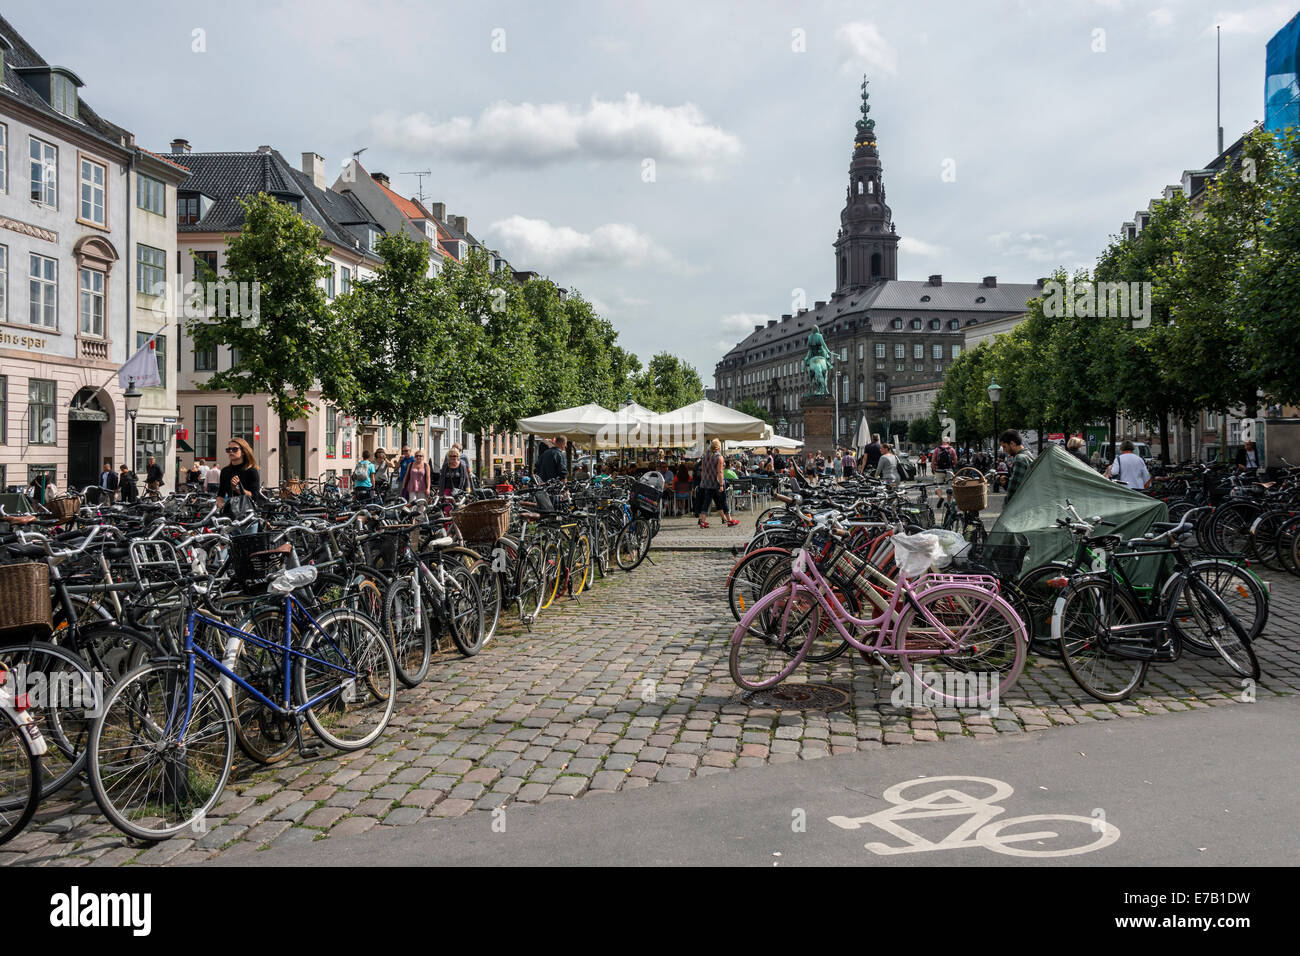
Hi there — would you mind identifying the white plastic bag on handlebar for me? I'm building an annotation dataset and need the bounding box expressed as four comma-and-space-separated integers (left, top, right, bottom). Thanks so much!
930, 529, 968, 560
891, 532, 950, 579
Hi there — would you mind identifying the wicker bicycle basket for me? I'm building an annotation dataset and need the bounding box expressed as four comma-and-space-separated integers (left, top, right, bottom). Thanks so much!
952, 468, 988, 512
451, 499, 511, 544
280, 479, 302, 499
46, 495, 80, 522
0, 562, 53, 636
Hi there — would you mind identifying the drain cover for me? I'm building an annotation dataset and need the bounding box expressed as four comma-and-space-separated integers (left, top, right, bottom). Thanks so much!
746, 682, 851, 712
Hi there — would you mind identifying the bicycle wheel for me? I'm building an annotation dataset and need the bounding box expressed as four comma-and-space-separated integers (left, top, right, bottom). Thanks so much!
295, 608, 396, 750
1209, 501, 1260, 557
382, 576, 432, 688
1248, 510, 1289, 570
728, 584, 819, 691
539, 540, 563, 610
1164, 560, 1267, 647
445, 565, 487, 656
1053, 579, 1148, 702
568, 534, 593, 598
1179, 576, 1259, 680
226, 608, 298, 764
515, 544, 546, 624
727, 547, 792, 622
0, 641, 99, 798
0, 709, 42, 847
89, 661, 234, 841
897, 586, 1026, 706
755, 562, 855, 662
1016, 563, 1074, 655
615, 518, 652, 571
1277, 514, 1300, 577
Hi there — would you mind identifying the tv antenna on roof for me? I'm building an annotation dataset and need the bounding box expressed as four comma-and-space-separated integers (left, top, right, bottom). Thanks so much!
402, 170, 432, 206
352, 147, 368, 161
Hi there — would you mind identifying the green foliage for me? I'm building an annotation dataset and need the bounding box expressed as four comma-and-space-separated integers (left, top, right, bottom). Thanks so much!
631, 352, 705, 412
735, 398, 774, 425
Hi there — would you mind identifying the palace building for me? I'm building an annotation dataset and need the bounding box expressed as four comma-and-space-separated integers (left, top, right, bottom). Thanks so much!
713, 80, 1041, 445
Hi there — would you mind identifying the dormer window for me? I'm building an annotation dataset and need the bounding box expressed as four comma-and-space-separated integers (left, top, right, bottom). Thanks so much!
920, 295, 931, 302
51, 72, 78, 118
178, 194, 202, 225
929, 319, 940, 331
975, 295, 986, 303
948, 319, 960, 331
910, 318, 922, 330
368, 228, 380, 252
890, 318, 903, 330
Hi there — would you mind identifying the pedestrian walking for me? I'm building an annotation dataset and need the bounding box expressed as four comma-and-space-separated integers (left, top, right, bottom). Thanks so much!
537, 437, 568, 482
400, 449, 433, 501
185, 461, 202, 490
876, 443, 900, 485
932, 440, 958, 482
203, 460, 220, 494
1066, 436, 1092, 467
695, 438, 739, 528
352, 450, 376, 502
118, 465, 139, 504
145, 455, 164, 492
373, 449, 394, 495
217, 437, 261, 517
397, 446, 415, 486
865, 434, 882, 471
842, 447, 857, 479
1235, 440, 1259, 474
439, 447, 472, 495
1106, 439, 1151, 490
99, 460, 118, 504
1000, 430, 1035, 504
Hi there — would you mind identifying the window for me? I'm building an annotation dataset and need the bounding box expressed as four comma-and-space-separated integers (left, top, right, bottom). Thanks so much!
231, 406, 254, 443
951, 344, 962, 359
910, 318, 922, 330
368, 229, 380, 253
28, 379, 55, 445
29, 137, 56, 206
137, 244, 166, 295
891, 318, 903, 330
874, 344, 885, 359
340, 267, 351, 294
194, 335, 217, 371
929, 319, 941, 331
0, 124, 6, 194
325, 406, 336, 458
29, 254, 56, 328
194, 406, 217, 459
0, 245, 6, 320
193, 251, 218, 281
856, 343, 864, 361
178, 195, 201, 225
842, 377, 849, 402
840, 348, 847, 362
51, 73, 78, 118
894, 344, 905, 359
876, 382, 887, 402
896, 363, 904, 372
135, 424, 166, 474
932, 344, 943, 359
137, 332, 166, 388
949, 320, 960, 331
913, 344, 924, 359
920, 295, 931, 303
915, 363, 924, 372
935, 364, 943, 373
324, 264, 335, 299
80, 158, 106, 226
27, 463, 55, 487
79, 268, 104, 336
137, 175, 165, 215
858, 381, 865, 402
0, 375, 6, 444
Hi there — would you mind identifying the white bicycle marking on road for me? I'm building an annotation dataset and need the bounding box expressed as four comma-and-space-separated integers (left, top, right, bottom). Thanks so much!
827, 775, 1121, 858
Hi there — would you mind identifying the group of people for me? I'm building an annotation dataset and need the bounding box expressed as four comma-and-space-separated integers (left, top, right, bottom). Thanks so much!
94, 455, 166, 504
347, 444, 471, 502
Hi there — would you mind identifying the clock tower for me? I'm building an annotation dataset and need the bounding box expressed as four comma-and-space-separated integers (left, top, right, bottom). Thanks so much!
834, 77, 899, 294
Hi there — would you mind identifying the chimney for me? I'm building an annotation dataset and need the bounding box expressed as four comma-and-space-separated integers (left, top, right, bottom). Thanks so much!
815, 300, 826, 309
170, 138, 191, 154
982, 276, 997, 288
754, 324, 764, 333
451, 215, 468, 235
429, 202, 446, 220
256, 145, 272, 153
371, 171, 391, 188
928, 274, 942, 286
781, 314, 792, 321
767, 320, 777, 327
302, 152, 326, 190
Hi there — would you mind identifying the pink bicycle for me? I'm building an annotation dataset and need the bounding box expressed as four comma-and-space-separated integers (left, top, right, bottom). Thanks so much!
728, 545, 1027, 706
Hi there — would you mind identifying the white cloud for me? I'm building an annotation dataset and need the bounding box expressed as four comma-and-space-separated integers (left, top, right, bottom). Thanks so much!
486, 215, 681, 272
1147, 7, 1176, 30
720, 313, 772, 335
1209, 4, 1292, 34
986, 231, 1075, 263
837, 22, 898, 76
899, 236, 946, 257
372, 94, 742, 174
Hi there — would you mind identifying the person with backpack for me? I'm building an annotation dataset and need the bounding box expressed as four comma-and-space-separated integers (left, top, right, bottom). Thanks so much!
352, 450, 376, 502
695, 439, 740, 529
932, 441, 958, 481
537, 437, 568, 482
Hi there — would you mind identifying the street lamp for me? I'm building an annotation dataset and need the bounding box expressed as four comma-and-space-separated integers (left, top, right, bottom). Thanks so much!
123, 378, 142, 472
987, 378, 1002, 456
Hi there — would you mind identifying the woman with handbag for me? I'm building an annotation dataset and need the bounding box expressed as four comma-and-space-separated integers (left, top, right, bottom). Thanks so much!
695, 439, 740, 529
216, 437, 261, 517
400, 450, 432, 501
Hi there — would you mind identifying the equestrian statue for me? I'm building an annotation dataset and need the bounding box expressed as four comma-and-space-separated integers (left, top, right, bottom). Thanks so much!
804, 323, 836, 397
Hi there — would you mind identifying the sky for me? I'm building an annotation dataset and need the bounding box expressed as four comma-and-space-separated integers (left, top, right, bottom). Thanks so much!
17, 0, 1296, 380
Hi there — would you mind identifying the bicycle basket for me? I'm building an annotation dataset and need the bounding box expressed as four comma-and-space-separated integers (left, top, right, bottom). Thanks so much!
630, 480, 662, 516
0, 562, 52, 636
228, 532, 286, 592
968, 531, 1030, 580
451, 499, 511, 543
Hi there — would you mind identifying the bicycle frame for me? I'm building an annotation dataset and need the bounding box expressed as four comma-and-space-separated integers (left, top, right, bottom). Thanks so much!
175, 593, 360, 737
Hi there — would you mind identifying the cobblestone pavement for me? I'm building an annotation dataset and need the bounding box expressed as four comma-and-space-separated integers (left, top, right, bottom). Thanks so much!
5, 546, 1296, 866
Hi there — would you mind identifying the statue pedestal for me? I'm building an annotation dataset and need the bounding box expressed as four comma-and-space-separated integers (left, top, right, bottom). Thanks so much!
801, 396, 836, 460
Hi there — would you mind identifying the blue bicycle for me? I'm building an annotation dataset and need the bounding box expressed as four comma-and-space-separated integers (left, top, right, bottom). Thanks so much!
87, 563, 396, 841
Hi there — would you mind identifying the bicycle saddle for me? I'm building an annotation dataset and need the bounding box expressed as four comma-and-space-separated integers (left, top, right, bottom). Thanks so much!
268, 564, 318, 593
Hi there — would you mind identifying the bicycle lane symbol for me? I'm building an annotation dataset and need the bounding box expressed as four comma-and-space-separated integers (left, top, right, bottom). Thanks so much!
827, 776, 1120, 858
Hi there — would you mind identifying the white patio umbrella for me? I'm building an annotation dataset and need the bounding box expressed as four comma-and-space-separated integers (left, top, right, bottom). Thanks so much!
731, 437, 804, 450
853, 414, 871, 454
645, 399, 769, 448
596, 400, 658, 450
517, 402, 617, 447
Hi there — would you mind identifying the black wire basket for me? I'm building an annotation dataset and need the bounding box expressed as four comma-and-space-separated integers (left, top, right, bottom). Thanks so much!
960, 531, 1030, 580
228, 532, 286, 592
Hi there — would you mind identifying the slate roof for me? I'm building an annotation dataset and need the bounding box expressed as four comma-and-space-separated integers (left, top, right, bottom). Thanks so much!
719, 278, 1042, 361
0, 13, 131, 154
168, 148, 383, 264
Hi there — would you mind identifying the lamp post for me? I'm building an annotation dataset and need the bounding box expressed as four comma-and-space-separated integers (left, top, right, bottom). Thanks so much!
987, 378, 1002, 458
123, 378, 142, 473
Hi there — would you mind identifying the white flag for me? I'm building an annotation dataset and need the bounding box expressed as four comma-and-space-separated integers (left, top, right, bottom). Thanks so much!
118, 334, 162, 390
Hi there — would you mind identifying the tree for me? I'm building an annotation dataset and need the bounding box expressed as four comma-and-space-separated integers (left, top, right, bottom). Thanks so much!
190, 193, 346, 482
735, 398, 774, 425
632, 353, 704, 412
333, 232, 466, 437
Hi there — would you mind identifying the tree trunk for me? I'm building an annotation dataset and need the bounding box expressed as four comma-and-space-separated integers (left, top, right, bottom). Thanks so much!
279, 413, 289, 484
1109, 408, 1118, 463
1158, 410, 1170, 466
475, 429, 485, 481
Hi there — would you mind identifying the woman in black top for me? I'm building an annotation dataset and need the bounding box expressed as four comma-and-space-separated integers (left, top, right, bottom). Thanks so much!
217, 437, 261, 515
439, 448, 471, 495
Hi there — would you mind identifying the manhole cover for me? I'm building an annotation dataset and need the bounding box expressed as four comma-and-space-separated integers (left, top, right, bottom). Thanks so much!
745, 682, 852, 712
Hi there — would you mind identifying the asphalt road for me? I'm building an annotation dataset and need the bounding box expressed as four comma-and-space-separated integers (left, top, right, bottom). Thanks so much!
219, 692, 1299, 867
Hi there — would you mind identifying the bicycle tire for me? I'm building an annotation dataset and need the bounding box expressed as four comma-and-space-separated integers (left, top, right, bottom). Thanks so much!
569, 534, 593, 598
755, 561, 855, 662
382, 577, 433, 688
0, 708, 43, 847
1163, 559, 1267, 647
539, 540, 563, 610
727, 547, 792, 622
1209, 501, 1260, 557
515, 544, 546, 624
226, 606, 299, 765
1052, 578, 1148, 702
728, 584, 818, 691
89, 660, 234, 841
446, 564, 487, 656
1015, 563, 1074, 655
296, 608, 396, 750
615, 519, 651, 571
1181, 576, 1259, 680
0, 641, 98, 798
